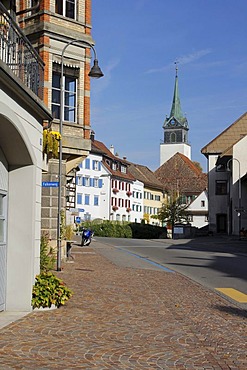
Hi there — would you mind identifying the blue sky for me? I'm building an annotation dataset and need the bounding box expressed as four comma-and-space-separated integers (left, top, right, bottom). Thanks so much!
90, 0, 247, 172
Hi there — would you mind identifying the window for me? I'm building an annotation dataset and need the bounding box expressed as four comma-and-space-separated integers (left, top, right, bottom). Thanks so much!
93, 160, 101, 171
201, 200, 205, 207
83, 176, 90, 187
77, 176, 82, 186
121, 166, 127, 173
155, 195, 161, 201
171, 132, 176, 143
55, 0, 76, 19
94, 195, 99, 206
94, 178, 99, 188
52, 70, 77, 122
216, 180, 227, 195
64, 75, 76, 121
85, 159, 90, 169
51, 72, 60, 119
77, 193, 82, 204
85, 194, 90, 205
112, 163, 117, 171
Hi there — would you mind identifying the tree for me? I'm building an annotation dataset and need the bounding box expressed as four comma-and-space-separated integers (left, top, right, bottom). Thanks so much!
157, 196, 189, 232
193, 161, 203, 172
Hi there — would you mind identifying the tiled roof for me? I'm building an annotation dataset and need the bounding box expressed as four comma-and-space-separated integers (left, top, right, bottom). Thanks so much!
201, 112, 247, 156
154, 153, 207, 195
91, 140, 135, 181
91, 140, 116, 159
127, 163, 164, 191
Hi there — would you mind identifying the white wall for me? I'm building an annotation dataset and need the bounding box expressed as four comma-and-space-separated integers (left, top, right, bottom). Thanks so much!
186, 190, 208, 229
232, 136, 247, 234
0, 92, 43, 311
160, 142, 191, 165
131, 180, 144, 223
76, 153, 111, 222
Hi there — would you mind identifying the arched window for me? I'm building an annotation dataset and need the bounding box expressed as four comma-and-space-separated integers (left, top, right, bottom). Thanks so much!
171, 132, 176, 143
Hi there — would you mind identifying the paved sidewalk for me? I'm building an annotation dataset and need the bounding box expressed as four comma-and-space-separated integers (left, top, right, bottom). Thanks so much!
0, 238, 246, 369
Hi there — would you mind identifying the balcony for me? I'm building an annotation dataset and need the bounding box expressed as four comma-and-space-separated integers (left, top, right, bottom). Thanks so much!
0, 3, 44, 100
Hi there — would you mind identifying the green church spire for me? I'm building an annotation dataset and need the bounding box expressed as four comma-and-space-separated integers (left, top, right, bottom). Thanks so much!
163, 64, 188, 128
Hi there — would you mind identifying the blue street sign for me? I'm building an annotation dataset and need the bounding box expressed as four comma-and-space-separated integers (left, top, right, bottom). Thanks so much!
75, 216, 81, 224
42, 181, 59, 187
78, 208, 85, 212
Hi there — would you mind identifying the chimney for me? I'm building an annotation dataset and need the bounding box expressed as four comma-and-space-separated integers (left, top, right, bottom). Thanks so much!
110, 144, 114, 154
90, 130, 95, 142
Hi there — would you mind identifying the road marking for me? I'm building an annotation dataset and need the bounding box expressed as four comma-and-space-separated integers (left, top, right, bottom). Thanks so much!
216, 288, 247, 303
117, 247, 174, 272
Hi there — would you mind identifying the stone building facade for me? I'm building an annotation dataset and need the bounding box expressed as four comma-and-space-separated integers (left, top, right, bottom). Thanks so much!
19, 0, 98, 242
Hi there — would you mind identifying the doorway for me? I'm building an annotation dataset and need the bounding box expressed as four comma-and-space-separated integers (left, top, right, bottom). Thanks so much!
216, 213, 227, 233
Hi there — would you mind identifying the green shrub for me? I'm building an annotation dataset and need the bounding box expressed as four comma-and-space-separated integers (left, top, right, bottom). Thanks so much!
32, 272, 73, 309
85, 220, 132, 238
40, 234, 55, 273
78, 220, 165, 239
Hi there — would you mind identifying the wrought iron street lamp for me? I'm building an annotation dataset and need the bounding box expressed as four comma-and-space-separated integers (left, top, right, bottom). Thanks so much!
57, 39, 103, 271
227, 157, 241, 237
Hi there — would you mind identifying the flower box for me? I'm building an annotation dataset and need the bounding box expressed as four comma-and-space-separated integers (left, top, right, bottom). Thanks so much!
112, 188, 119, 194
126, 207, 131, 212
112, 206, 119, 211
126, 191, 132, 197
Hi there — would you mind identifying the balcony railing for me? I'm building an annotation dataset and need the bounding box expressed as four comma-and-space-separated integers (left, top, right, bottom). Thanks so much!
0, 3, 44, 99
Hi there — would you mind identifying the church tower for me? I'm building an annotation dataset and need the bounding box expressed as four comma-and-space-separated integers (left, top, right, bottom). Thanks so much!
160, 65, 191, 165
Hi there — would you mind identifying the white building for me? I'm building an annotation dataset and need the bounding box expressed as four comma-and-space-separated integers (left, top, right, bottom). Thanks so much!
186, 190, 208, 229
201, 112, 247, 235
0, 4, 52, 312
74, 138, 144, 223
75, 152, 111, 222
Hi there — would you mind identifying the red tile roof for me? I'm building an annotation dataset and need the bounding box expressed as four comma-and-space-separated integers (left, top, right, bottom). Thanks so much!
91, 140, 135, 181
154, 153, 207, 195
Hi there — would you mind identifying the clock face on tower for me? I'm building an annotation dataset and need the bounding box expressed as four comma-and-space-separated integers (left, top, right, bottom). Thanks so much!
170, 119, 175, 126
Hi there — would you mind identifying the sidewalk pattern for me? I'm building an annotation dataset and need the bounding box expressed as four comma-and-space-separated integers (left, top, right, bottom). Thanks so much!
0, 241, 246, 369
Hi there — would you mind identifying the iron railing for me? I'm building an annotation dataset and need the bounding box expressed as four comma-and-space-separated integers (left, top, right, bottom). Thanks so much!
0, 2, 44, 99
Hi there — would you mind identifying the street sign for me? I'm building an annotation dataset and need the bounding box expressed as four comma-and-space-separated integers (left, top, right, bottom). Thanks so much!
78, 208, 85, 212
75, 216, 81, 224
42, 181, 59, 187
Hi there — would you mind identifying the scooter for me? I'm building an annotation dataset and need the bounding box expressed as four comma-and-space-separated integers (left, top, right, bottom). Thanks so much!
81, 228, 93, 246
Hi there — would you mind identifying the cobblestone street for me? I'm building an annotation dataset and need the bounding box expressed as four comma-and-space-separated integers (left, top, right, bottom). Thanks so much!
0, 239, 246, 369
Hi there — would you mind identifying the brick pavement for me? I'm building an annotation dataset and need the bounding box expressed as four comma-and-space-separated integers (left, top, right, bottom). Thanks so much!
0, 239, 246, 369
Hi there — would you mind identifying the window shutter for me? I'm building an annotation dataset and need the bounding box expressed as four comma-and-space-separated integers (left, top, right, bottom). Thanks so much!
98, 162, 101, 170
85, 158, 90, 169
90, 178, 94, 187
99, 179, 103, 188
82, 177, 86, 186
